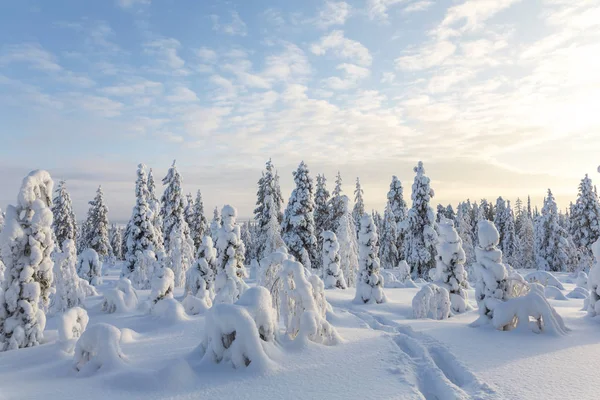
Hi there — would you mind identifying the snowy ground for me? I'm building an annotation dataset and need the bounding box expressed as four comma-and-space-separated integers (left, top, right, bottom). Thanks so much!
1, 265, 599, 400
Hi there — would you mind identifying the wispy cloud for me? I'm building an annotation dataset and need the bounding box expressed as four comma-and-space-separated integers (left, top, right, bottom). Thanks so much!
211, 11, 247, 37
311, 30, 372, 66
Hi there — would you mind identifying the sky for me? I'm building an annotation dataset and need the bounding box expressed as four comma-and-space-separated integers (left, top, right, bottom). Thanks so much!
1, 0, 599, 222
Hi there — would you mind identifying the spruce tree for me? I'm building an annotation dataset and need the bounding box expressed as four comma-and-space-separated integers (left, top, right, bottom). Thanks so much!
51, 180, 77, 252
516, 214, 535, 269
387, 176, 408, 258
570, 174, 600, 252
327, 172, 345, 233
253, 159, 283, 260
281, 161, 318, 270
147, 168, 165, 256
379, 203, 399, 269
435, 218, 469, 313
436, 204, 446, 223
109, 224, 123, 261
352, 177, 365, 235
321, 231, 346, 289
0, 170, 55, 350
83, 186, 112, 260
184, 193, 195, 232
314, 174, 331, 236
354, 214, 386, 304
445, 204, 455, 221
336, 196, 359, 287
403, 161, 438, 279
456, 202, 475, 265
51, 239, 86, 313
189, 189, 208, 251
210, 206, 221, 243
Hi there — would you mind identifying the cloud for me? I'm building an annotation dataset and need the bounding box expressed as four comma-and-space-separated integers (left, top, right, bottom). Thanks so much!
395, 40, 456, 70
68, 94, 124, 117
100, 80, 163, 96
143, 38, 187, 75
310, 30, 372, 66
116, 0, 150, 9
323, 63, 370, 90
403, 1, 434, 14
166, 86, 199, 103
211, 11, 247, 36
436, 0, 523, 38
196, 47, 217, 63
366, 0, 405, 21
0, 43, 62, 71
315, 1, 351, 29
262, 43, 311, 83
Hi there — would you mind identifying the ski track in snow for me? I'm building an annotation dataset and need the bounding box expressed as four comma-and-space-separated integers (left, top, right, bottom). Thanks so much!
343, 308, 500, 400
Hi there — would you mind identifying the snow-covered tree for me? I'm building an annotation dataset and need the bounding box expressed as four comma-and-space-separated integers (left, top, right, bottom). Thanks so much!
51, 239, 86, 313
83, 186, 111, 260
146, 168, 165, 257
253, 159, 284, 261
51, 180, 77, 252
570, 174, 600, 253
185, 236, 216, 312
434, 219, 469, 313
281, 161, 318, 270
379, 203, 399, 269
166, 219, 195, 288
240, 222, 253, 261
189, 190, 208, 251
445, 204, 456, 222
436, 204, 447, 223
472, 221, 511, 323
403, 162, 438, 279
109, 225, 123, 261
261, 194, 285, 259
77, 248, 102, 285
149, 266, 174, 305
534, 189, 576, 272
336, 196, 359, 287
387, 175, 408, 255
588, 239, 600, 317
210, 206, 221, 243
516, 215, 535, 269
214, 205, 248, 304
314, 174, 331, 236
321, 231, 346, 289
0, 170, 54, 351
184, 193, 195, 232
327, 172, 345, 233
352, 177, 365, 235
456, 202, 475, 265
354, 214, 386, 304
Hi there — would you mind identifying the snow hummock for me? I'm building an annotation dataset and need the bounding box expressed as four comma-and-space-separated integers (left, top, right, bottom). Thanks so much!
101, 278, 139, 314
412, 283, 451, 320
58, 307, 89, 343
525, 270, 565, 290
149, 266, 175, 305
73, 323, 126, 376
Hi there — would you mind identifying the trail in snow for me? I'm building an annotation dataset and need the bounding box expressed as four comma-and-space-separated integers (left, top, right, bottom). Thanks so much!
342, 308, 500, 400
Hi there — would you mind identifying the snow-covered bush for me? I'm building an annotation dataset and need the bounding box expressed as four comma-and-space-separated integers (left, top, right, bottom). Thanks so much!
279, 260, 340, 345
396, 260, 411, 282
152, 298, 187, 322
412, 283, 451, 320
354, 214, 387, 304
492, 284, 569, 335
58, 307, 89, 350
524, 271, 565, 290
77, 248, 102, 285
576, 271, 588, 288
472, 221, 511, 324
101, 278, 138, 314
0, 170, 54, 351
321, 231, 346, 289
544, 285, 568, 301
587, 239, 600, 317
236, 287, 277, 343
129, 249, 157, 290
73, 323, 126, 375
567, 287, 588, 299
434, 218, 470, 313
149, 267, 174, 305
257, 246, 290, 314
214, 205, 248, 304
182, 294, 211, 316
185, 236, 216, 299
51, 239, 86, 314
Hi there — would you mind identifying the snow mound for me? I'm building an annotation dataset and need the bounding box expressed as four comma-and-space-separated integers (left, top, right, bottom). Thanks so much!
151, 298, 188, 323
576, 271, 588, 288
236, 287, 277, 342
412, 284, 451, 320
58, 307, 89, 352
588, 239, 600, 316
79, 279, 99, 297
492, 284, 569, 335
544, 285, 568, 301
182, 294, 211, 316
380, 270, 418, 288
73, 323, 126, 375
149, 267, 174, 305
566, 287, 589, 299
194, 303, 274, 370
101, 278, 138, 313
525, 271, 565, 290
119, 328, 140, 344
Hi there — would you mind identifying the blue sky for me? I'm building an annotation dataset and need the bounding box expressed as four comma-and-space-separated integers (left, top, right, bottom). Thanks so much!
1, 0, 599, 221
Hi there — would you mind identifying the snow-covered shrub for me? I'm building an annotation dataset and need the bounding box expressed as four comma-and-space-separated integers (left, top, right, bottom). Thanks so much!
525, 271, 565, 290
185, 236, 216, 299
195, 303, 273, 369
236, 287, 277, 343
544, 286, 568, 301
149, 267, 174, 305
576, 271, 588, 288
164, 221, 195, 289
182, 294, 211, 315
79, 279, 98, 297
472, 221, 511, 324
129, 249, 157, 290
73, 323, 126, 375
434, 218, 470, 313
257, 246, 290, 315
279, 260, 340, 344
354, 214, 387, 304
77, 248, 102, 285
101, 278, 138, 313
0, 170, 54, 351
59, 307, 89, 348
51, 239, 86, 314
412, 284, 451, 320
587, 239, 600, 317
492, 284, 569, 335
214, 205, 248, 304
567, 287, 589, 299
321, 231, 346, 289
151, 298, 187, 322
396, 260, 411, 282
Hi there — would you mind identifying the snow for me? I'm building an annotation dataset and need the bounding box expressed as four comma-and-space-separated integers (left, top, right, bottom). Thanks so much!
102, 278, 139, 313
58, 307, 89, 347
73, 323, 126, 376
525, 270, 565, 290
77, 248, 102, 286
412, 283, 451, 320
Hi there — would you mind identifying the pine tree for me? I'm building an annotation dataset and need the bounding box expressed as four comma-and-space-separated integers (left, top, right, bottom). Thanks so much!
514, 198, 524, 233
534, 189, 575, 272
261, 194, 285, 259
282, 161, 318, 270
147, 168, 165, 257
516, 214, 535, 269
436, 204, 446, 223
354, 214, 386, 304
403, 162, 438, 279
273, 170, 284, 224
253, 159, 283, 260
327, 172, 345, 233
214, 205, 248, 304
160, 161, 194, 287
494, 197, 511, 258
387, 176, 408, 259
189, 190, 208, 251
314, 174, 331, 236
51, 180, 77, 252
109, 224, 123, 261
336, 196, 359, 287
185, 235, 217, 298
527, 195, 532, 219
352, 177, 365, 235
51, 239, 86, 313
124, 164, 160, 289
0, 170, 55, 351
83, 186, 111, 260
570, 174, 600, 252
210, 206, 221, 243
184, 193, 195, 231
240, 222, 253, 261
445, 204, 456, 221
379, 203, 399, 269
502, 200, 517, 266
456, 202, 475, 265
321, 231, 346, 289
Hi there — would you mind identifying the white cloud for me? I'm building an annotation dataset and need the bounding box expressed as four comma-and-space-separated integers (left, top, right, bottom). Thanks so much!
211, 11, 247, 37
182, 106, 232, 137
323, 63, 370, 90
101, 80, 162, 96
395, 40, 456, 70
70, 94, 124, 117
315, 1, 351, 29
196, 47, 217, 63
116, 0, 150, 9
403, 1, 434, 14
310, 30, 372, 66
366, 0, 405, 21
0, 43, 62, 71
166, 86, 198, 102
143, 38, 187, 74
262, 43, 311, 83
381, 72, 396, 84
436, 0, 523, 38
